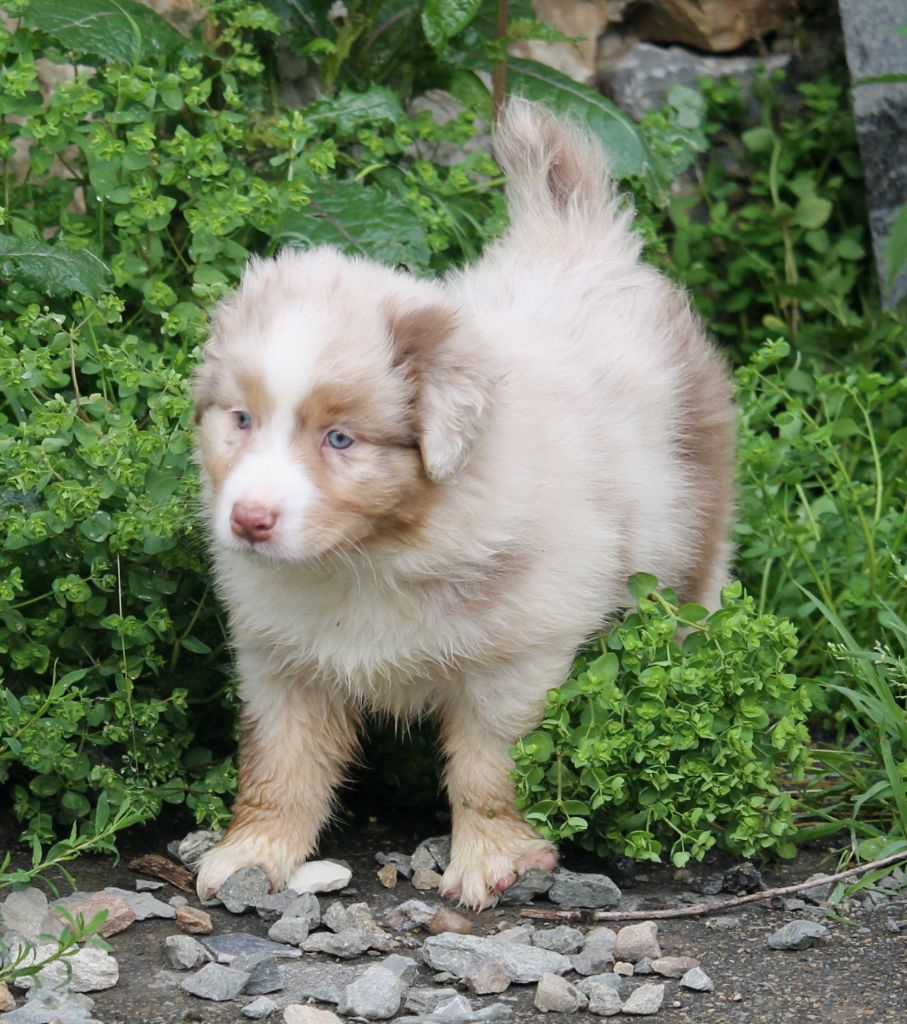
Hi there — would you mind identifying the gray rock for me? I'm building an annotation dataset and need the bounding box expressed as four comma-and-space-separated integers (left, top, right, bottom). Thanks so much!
386, 899, 439, 931
255, 890, 303, 922
722, 862, 763, 893
783, 898, 807, 912
614, 922, 661, 963
302, 929, 375, 958
218, 867, 270, 914
422, 932, 571, 983
841, 0, 907, 306
569, 945, 614, 976
493, 924, 534, 945
243, 957, 284, 995
201, 932, 303, 963
577, 974, 623, 1015
621, 982, 665, 1015
337, 964, 402, 1019
464, 957, 510, 995
799, 873, 834, 905
412, 836, 452, 873
499, 870, 555, 905
135, 879, 165, 892
380, 952, 419, 986
268, 917, 310, 945
599, 40, 790, 120
284, 892, 321, 928
534, 972, 588, 1013
767, 920, 830, 950
281, 960, 361, 1004
634, 957, 654, 975
243, 995, 279, 1018
393, 1000, 512, 1024
532, 925, 584, 955
584, 927, 618, 953
102, 887, 175, 921
376, 851, 415, 879
680, 966, 714, 991
0, 888, 50, 941
164, 934, 212, 970
614, 961, 634, 976
169, 895, 189, 909
404, 987, 461, 1014
548, 870, 621, 910
0, 990, 100, 1024
181, 962, 251, 1001
322, 901, 391, 948
177, 829, 224, 869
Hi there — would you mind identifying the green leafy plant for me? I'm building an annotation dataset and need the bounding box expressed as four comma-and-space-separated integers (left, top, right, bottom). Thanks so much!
511, 576, 811, 867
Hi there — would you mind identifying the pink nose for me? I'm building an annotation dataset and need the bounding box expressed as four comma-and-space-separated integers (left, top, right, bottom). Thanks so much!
230, 502, 278, 543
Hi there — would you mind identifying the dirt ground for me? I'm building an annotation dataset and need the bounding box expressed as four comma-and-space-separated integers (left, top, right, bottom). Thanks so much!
2, 806, 906, 1024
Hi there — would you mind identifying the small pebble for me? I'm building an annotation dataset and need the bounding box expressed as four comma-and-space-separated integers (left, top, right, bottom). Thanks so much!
284, 1006, 343, 1024
218, 867, 270, 914
680, 966, 714, 991
243, 995, 279, 1018
614, 961, 634, 976
378, 863, 398, 888
767, 919, 830, 951
412, 868, 443, 892
135, 878, 165, 891
534, 972, 588, 1013
429, 908, 473, 935
176, 905, 213, 935
614, 921, 661, 963
268, 917, 311, 945
180, 962, 250, 1001
169, 894, 189, 908
532, 925, 584, 955
622, 982, 665, 1015
164, 934, 211, 970
0, 981, 16, 1012
651, 955, 699, 978
286, 860, 352, 895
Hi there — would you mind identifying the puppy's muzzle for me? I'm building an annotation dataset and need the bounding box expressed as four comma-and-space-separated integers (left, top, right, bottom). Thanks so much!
231, 502, 279, 544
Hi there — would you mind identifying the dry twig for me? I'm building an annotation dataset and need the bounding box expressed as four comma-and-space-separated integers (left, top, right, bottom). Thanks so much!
519, 851, 907, 923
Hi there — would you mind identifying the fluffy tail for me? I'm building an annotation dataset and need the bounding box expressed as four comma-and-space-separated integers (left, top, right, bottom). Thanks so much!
492, 98, 640, 261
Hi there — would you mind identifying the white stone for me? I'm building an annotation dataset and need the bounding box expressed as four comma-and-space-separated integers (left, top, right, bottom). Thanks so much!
284, 1004, 343, 1024
286, 861, 352, 895
19, 943, 119, 993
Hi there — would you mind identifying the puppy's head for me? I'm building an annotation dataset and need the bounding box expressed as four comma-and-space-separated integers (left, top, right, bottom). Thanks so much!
193, 248, 493, 563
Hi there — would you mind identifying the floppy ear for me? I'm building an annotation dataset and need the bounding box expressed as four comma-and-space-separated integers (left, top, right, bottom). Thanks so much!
390, 304, 494, 483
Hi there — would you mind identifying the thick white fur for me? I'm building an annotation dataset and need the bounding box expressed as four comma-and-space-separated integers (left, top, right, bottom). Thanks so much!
192, 100, 736, 909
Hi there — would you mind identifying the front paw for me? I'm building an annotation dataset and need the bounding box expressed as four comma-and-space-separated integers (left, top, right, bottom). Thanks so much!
441, 824, 558, 911
195, 831, 299, 901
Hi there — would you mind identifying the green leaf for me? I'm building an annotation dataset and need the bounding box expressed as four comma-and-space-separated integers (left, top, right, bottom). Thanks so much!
627, 573, 658, 602
273, 181, 431, 269
507, 58, 649, 179
309, 87, 404, 136
24, 0, 196, 65
741, 126, 775, 153
421, 0, 483, 50
884, 202, 907, 289
793, 194, 832, 230
0, 235, 110, 298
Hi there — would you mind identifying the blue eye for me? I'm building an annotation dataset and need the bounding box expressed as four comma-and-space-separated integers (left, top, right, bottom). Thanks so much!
234, 410, 252, 430
326, 430, 354, 450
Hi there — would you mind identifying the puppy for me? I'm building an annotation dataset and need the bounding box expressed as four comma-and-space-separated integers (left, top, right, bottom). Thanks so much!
192, 99, 735, 910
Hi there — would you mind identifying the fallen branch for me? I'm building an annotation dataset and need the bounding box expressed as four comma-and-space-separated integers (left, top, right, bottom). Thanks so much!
519, 851, 907, 923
